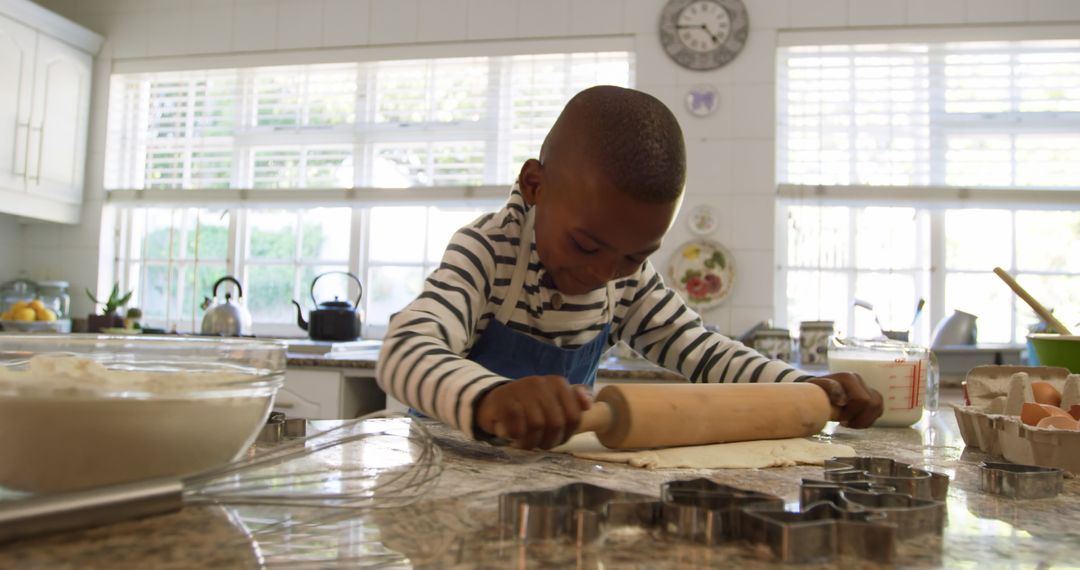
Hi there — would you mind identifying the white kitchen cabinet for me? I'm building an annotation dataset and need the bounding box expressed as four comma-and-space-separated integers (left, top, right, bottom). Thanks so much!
0, 0, 101, 224
26, 32, 91, 205
0, 14, 36, 194
276, 367, 387, 420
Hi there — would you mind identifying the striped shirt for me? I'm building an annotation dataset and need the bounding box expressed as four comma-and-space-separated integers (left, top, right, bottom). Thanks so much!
376, 186, 814, 438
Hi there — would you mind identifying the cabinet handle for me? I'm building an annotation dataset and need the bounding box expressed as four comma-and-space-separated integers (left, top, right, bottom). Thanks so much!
13, 122, 29, 176
31, 126, 43, 184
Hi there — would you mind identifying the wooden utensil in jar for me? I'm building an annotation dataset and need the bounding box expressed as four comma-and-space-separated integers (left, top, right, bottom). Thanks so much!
993, 267, 1072, 335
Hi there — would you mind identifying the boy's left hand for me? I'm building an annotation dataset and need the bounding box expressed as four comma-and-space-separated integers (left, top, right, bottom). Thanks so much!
806, 373, 883, 429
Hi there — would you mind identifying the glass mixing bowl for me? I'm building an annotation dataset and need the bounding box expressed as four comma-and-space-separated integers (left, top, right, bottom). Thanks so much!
0, 335, 286, 493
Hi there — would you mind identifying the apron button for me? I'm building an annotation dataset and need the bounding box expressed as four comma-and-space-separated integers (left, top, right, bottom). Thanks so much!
551, 293, 564, 310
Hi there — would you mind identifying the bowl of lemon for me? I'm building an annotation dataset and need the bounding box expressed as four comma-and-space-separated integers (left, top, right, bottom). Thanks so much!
0, 300, 71, 333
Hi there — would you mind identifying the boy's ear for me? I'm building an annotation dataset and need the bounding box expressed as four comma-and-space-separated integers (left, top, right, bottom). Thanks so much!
518, 159, 543, 206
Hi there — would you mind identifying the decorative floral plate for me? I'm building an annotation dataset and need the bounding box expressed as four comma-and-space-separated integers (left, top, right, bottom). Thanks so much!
667, 239, 734, 309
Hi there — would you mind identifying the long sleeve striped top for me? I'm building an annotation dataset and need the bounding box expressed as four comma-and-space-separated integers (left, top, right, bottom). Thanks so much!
376, 186, 815, 438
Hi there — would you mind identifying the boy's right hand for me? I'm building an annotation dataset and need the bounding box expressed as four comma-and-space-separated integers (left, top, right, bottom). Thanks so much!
475, 375, 591, 450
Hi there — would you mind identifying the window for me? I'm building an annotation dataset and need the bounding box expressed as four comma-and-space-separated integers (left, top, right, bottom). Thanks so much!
106, 50, 633, 335
777, 36, 1080, 344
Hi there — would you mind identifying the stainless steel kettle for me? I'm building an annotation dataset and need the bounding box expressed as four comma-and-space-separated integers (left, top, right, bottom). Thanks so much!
200, 276, 252, 336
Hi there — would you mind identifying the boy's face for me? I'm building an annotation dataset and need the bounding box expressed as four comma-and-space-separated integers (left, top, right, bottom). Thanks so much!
519, 156, 681, 296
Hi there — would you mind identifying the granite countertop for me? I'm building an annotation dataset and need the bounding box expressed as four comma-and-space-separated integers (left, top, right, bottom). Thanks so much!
2, 388, 1077, 569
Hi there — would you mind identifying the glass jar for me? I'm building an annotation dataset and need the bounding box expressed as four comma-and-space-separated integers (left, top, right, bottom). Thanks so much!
828, 337, 940, 427
0, 278, 37, 315
36, 281, 71, 319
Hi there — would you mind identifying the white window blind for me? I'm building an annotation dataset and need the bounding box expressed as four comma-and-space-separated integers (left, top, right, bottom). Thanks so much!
778, 39, 1080, 188
106, 52, 633, 193
107, 51, 633, 335
776, 37, 1080, 345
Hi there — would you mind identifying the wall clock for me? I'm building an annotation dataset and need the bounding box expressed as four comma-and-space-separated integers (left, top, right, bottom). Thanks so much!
659, 0, 749, 71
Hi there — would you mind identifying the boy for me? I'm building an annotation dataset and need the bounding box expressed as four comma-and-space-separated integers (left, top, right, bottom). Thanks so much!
377, 86, 882, 450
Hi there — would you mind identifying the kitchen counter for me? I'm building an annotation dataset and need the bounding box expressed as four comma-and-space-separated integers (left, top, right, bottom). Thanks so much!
3, 388, 1077, 569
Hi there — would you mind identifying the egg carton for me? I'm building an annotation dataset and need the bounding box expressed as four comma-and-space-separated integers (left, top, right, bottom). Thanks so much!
953, 365, 1080, 474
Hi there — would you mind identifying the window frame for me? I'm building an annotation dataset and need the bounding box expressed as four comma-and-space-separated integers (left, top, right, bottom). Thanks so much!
106, 40, 633, 337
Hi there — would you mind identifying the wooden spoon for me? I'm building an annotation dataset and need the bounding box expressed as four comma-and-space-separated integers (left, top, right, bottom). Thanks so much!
993, 267, 1072, 335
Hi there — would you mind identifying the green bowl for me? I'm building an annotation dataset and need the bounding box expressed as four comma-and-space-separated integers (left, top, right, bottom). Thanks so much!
1028, 334, 1080, 373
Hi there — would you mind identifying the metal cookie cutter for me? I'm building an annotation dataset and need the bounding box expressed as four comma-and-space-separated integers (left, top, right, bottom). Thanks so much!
498, 483, 658, 545
659, 478, 782, 545
979, 461, 1064, 499
824, 457, 950, 501
257, 413, 308, 444
739, 500, 896, 564
801, 479, 946, 539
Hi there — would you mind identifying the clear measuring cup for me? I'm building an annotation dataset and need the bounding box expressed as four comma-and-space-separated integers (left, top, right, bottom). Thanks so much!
827, 337, 940, 427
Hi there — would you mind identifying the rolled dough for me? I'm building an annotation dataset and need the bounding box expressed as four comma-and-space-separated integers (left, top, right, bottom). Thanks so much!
551, 433, 856, 470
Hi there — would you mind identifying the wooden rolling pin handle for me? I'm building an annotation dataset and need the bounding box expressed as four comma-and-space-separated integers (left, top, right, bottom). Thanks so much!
575, 401, 613, 436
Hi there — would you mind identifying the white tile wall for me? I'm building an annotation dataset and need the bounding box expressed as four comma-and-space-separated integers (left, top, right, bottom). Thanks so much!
23, 0, 1080, 335
726, 195, 775, 251
906, 0, 966, 24
731, 139, 776, 195
749, 0, 790, 29
466, 0, 518, 39
731, 83, 774, 139
145, 9, 193, 57
569, 0, 624, 36
418, 0, 468, 43
685, 140, 734, 195
790, 0, 848, 28
188, 4, 235, 54
323, 0, 370, 46
725, 28, 776, 84
964, 0, 1026, 23
0, 215, 24, 279
277, 0, 323, 49
518, 0, 570, 37
847, 0, 907, 26
1025, 0, 1080, 21
369, 0, 418, 44
232, 1, 277, 51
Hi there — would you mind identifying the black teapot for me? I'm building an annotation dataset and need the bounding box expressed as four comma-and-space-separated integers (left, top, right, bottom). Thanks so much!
292, 272, 364, 341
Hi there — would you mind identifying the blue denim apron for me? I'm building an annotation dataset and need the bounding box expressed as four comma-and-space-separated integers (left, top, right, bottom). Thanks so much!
409, 209, 616, 419
467, 207, 616, 386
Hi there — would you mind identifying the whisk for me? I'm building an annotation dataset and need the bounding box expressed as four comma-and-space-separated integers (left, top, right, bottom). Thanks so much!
0, 414, 443, 544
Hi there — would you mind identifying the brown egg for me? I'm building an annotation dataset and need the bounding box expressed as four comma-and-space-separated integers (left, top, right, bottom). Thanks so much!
1031, 381, 1062, 407
1036, 415, 1080, 430
1069, 404, 1080, 421
1020, 402, 1071, 426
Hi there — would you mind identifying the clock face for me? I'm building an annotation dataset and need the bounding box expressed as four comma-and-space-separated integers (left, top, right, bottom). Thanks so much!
660, 0, 749, 71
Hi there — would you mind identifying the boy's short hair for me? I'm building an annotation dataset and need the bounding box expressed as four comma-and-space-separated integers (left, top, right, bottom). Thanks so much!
542, 86, 687, 204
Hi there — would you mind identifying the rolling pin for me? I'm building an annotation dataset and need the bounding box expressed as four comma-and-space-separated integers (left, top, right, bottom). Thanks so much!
574, 383, 837, 449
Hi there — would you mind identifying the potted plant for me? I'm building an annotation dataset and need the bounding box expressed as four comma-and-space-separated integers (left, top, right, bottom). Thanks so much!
86, 284, 133, 333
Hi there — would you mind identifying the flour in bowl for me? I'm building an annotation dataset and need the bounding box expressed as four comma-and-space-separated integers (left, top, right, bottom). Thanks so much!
0, 355, 276, 493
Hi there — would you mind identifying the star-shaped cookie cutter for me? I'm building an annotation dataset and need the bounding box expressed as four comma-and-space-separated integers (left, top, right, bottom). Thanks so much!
824, 456, 950, 501
800, 478, 946, 539
497, 483, 658, 545
659, 478, 783, 545
739, 500, 897, 563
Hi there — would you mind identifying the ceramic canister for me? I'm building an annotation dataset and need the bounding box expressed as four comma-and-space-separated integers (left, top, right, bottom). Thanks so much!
799, 321, 835, 366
